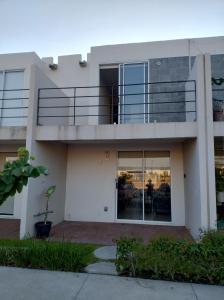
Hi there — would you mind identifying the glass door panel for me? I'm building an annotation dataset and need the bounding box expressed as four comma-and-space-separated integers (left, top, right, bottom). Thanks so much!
2, 71, 25, 126
117, 151, 143, 220
119, 63, 148, 124
144, 152, 171, 221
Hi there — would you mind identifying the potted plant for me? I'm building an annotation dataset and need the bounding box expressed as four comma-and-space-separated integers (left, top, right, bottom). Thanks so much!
35, 185, 56, 238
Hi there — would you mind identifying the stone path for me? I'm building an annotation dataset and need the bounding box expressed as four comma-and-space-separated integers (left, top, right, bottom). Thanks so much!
94, 246, 117, 260
85, 246, 118, 276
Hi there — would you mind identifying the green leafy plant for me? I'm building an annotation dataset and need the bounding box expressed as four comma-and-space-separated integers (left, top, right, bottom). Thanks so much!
0, 147, 48, 205
34, 185, 56, 224
115, 231, 224, 285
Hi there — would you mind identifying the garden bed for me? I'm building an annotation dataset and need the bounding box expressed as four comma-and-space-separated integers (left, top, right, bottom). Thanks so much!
0, 239, 97, 272
115, 231, 224, 285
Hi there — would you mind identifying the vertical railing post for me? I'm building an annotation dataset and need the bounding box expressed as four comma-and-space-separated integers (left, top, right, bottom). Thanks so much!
74, 87, 76, 125
37, 88, 40, 125
111, 84, 114, 124
194, 80, 197, 121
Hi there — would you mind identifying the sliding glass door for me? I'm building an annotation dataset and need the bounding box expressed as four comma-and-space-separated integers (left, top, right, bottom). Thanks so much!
117, 151, 171, 222
119, 63, 148, 124
117, 151, 143, 220
0, 70, 25, 126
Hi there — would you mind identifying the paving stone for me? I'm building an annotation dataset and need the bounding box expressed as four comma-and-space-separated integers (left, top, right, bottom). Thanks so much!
85, 262, 118, 276
94, 246, 117, 260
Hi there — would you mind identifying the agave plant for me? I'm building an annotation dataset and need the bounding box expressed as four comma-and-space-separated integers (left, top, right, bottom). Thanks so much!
0, 147, 48, 205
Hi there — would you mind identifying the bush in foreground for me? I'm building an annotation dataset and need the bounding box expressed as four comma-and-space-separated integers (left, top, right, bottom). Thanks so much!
115, 231, 224, 285
0, 239, 96, 272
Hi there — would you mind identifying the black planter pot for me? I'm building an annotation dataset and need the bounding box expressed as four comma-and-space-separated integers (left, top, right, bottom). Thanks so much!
35, 221, 52, 238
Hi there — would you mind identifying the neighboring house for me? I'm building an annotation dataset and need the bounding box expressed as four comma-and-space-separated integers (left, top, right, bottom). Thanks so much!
0, 36, 224, 239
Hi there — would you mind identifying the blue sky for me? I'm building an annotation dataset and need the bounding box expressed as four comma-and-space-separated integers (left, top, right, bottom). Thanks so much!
0, 0, 223, 59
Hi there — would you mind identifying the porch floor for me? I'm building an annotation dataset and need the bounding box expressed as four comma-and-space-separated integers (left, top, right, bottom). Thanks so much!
50, 221, 192, 245
0, 219, 20, 239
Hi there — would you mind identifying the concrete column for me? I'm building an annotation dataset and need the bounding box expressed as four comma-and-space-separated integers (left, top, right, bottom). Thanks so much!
195, 55, 209, 231
204, 54, 217, 229
20, 65, 67, 238
20, 64, 38, 238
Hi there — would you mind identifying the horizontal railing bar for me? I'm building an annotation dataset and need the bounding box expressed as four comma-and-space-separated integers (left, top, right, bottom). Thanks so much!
0, 97, 29, 101
0, 107, 28, 110
213, 99, 224, 102
118, 90, 195, 96
39, 94, 112, 100
39, 111, 196, 118
39, 90, 196, 100
212, 88, 224, 92
38, 80, 196, 91
0, 116, 26, 118
38, 100, 196, 109
0, 89, 29, 91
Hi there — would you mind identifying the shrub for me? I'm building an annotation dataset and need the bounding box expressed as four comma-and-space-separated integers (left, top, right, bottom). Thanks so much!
115, 231, 224, 285
0, 239, 96, 272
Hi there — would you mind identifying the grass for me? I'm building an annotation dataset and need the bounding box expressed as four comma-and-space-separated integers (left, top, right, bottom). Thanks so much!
0, 239, 98, 272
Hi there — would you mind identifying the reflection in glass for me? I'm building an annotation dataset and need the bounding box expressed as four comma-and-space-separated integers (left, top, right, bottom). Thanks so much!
215, 138, 224, 228
117, 151, 171, 222
144, 152, 171, 221
119, 63, 148, 124
117, 152, 143, 220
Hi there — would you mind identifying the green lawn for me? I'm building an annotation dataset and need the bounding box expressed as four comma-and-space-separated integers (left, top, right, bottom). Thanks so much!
0, 239, 98, 272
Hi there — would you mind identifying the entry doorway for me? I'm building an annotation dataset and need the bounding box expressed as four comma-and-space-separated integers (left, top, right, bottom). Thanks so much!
117, 151, 171, 222
99, 66, 119, 124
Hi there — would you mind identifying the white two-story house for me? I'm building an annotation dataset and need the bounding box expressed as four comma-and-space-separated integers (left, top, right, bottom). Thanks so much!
0, 36, 224, 239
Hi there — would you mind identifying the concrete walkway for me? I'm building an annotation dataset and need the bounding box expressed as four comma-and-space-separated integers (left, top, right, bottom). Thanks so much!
0, 267, 223, 300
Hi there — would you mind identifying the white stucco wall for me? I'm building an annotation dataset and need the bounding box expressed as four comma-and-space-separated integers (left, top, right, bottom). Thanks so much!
20, 65, 68, 238
184, 139, 202, 238
65, 142, 185, 226
41, 37, 224, 90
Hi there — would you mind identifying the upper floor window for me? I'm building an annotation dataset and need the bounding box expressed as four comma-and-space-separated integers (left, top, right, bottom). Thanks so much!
211, 54, 224, 122
0, 70, 26, 126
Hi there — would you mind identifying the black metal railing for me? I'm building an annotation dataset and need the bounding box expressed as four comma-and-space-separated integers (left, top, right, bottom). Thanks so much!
0, 89, 29, 126
213, 87, 224, 121
37, 80, 196, 126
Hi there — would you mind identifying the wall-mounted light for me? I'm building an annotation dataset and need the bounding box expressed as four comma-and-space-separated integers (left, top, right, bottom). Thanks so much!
79, 60, 87, 67
49, 63, 58, 70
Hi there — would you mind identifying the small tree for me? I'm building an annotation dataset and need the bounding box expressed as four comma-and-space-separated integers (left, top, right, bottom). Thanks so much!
34, 185, 56, 224
0, 147, 48, 205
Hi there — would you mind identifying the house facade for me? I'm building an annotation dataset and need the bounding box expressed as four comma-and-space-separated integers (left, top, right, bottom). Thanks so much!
0, 36, 224, 239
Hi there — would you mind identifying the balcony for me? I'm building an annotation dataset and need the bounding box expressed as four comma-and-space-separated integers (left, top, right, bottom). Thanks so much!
0, 88, 29, 141
213, 83, 224, 122
0, 88, 29, 126
37, 80, 196, 126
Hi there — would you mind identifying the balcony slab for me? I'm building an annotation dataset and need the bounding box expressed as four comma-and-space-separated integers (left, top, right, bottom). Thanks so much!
0, 127, 26, 141
36, 122, 197, 142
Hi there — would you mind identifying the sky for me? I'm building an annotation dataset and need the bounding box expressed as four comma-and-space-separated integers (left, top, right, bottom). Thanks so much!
0, 0, 223, 60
